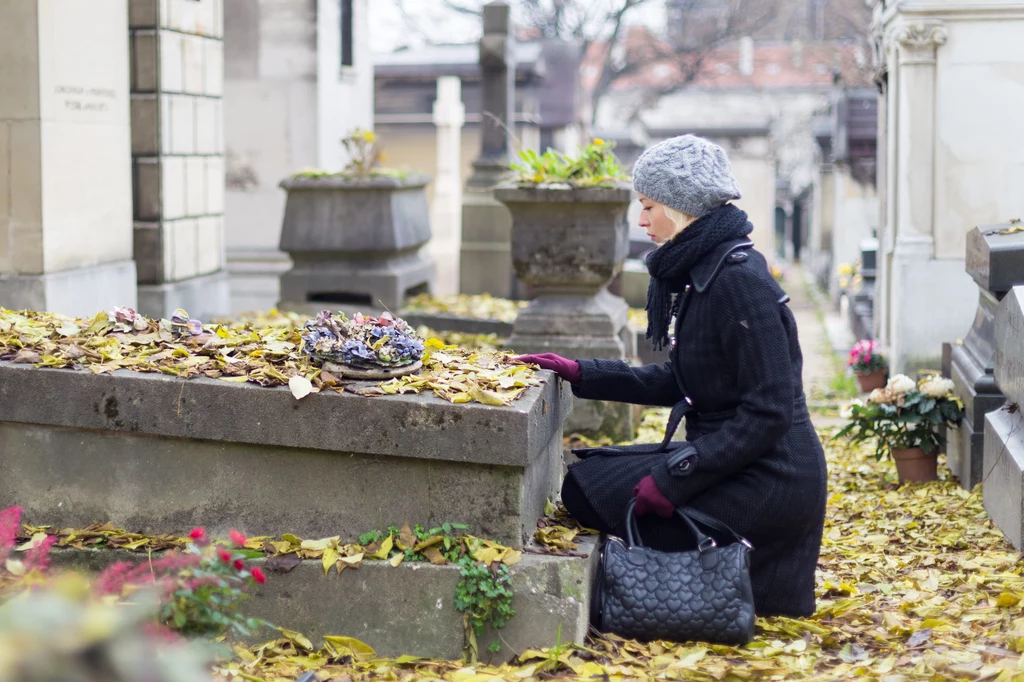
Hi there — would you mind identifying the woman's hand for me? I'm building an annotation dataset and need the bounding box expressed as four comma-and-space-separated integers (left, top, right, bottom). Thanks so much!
633, 475, 675, 519
515, 353, 583, 383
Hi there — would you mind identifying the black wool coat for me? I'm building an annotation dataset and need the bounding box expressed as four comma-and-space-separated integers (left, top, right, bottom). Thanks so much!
568, 239, 828, 618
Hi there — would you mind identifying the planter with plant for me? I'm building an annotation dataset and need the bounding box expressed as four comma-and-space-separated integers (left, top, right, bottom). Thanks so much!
848, 339, 889, 392
835, 374, 965, 482
496, 139, 637, 439
278, 128, 433, 312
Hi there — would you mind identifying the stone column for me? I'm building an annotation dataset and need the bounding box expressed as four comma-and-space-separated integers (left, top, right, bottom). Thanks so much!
0, 0, 137, 316
428, 76, 465, 296
950, 227, 1024, 489
884, 21, 946, 370
873, 9, 1005, 373
130, 0, 230, 321
459, 2, 518, 298
983, 286, 1024, 548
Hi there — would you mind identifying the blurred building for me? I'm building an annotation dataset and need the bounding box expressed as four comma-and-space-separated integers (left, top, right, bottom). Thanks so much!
589, 31, 874, 263
222, 0, 374, 314
372, 39, 584, 208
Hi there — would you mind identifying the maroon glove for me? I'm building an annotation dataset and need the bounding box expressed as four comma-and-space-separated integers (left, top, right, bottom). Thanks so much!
515, 353, 583, 383
633, 475, 675, 519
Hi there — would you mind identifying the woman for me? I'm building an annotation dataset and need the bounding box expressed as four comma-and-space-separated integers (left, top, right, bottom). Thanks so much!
518, 135, 827, 617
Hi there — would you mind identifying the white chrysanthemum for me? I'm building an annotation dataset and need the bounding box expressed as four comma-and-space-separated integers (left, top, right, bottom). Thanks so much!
840, 399, 864, 419
867, 388, 893, 405
920, 376, 955, 399
886, 374, 916, 395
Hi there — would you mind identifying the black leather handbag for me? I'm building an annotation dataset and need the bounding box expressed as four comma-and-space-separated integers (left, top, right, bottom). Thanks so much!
590, 499, 757, 644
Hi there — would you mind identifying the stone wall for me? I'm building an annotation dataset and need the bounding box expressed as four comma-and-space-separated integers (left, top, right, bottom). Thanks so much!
130, 0, 230, 320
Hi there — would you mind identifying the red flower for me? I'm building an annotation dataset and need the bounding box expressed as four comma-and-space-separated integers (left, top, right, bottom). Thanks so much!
251, 567, 266, 584
217, 547, 232, 563
229, 529, 247, 547
189, 527, 205, 540
234, 558, 244, 571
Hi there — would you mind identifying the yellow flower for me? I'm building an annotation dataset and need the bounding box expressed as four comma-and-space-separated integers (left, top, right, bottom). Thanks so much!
838, 263, 855, 276
593, 138, 605, 146
362, 130, 376, 143
379, 152, 388, 162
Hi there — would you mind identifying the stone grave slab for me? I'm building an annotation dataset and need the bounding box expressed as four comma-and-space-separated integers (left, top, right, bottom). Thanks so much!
983, 406, 1024, 549
49, 538, 598, 661
0, 361, 571, 548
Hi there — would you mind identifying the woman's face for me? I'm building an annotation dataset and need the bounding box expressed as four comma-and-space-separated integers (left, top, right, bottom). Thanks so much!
638, 194, 681, 245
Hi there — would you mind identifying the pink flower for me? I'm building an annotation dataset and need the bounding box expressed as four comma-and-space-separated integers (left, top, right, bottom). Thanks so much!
217, 547, 232, 563
251, 567, 266, 584
0, 506, 22, 565
189, 527, 205, 540
234, 558, 244, 571
229, 529, 247, 547
24, 535, 56, 573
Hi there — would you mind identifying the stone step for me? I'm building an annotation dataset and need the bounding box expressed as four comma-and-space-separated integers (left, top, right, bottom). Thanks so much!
48, 538, 599, 662
0, 360, 572, 549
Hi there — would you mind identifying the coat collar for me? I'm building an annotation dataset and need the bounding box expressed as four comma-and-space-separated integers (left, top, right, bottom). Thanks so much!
689, 239, 755, 293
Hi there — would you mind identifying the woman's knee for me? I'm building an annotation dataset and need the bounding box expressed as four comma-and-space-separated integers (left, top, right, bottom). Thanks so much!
560, 472, 606, 531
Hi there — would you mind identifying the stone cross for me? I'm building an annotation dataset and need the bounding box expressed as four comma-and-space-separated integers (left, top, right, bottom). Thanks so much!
470, 2, 516, 187
428, 77, 466, 296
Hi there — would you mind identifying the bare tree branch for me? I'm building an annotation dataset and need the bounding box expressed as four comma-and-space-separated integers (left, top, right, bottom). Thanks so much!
441, 1, 483, 18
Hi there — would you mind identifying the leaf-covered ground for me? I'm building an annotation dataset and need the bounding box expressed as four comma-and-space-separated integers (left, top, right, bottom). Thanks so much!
215, 416, 1024, 682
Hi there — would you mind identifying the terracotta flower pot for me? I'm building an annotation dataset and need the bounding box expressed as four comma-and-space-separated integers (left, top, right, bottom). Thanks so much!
855, 368, 887, 392
892, 447, 938, 483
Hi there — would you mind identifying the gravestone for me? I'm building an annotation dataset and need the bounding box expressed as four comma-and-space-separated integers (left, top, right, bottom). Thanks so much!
459, 3, 520, 299
0, 0, 137, 316
0, 359, 569, 549
984, 285, 1024, 548
949, 226, 1024, 488
849, 237, 877, 340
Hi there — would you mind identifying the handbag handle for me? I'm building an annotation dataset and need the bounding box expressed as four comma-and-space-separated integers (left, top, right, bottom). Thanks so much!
624, 499, 753, 553
573, 397, 693, 459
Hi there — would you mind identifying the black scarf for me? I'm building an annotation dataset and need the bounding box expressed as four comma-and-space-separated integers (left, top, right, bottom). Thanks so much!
644, 203, 753, 351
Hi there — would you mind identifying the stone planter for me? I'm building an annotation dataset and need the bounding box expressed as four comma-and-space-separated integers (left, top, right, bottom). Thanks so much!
892, 447, 938, 482
495, 185, 638, 440
855, 368, 888, 392
277, 174, 434, 312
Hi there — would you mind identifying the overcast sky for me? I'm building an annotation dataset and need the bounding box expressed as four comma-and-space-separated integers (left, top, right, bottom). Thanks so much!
369, 0, 668, 54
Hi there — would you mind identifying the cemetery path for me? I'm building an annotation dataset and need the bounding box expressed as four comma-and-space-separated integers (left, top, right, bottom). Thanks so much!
787, 268, 839, 403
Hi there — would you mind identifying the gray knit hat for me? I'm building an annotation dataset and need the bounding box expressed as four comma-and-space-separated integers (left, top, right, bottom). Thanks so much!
632, 135, 742, 218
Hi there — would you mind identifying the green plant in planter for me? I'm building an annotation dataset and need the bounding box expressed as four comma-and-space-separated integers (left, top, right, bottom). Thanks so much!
510, 138, 630, 187
291, 128, 410, 181
834, 373, 965, 461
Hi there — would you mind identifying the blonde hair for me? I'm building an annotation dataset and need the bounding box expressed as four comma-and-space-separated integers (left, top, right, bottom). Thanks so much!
660, 206, 696, 245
